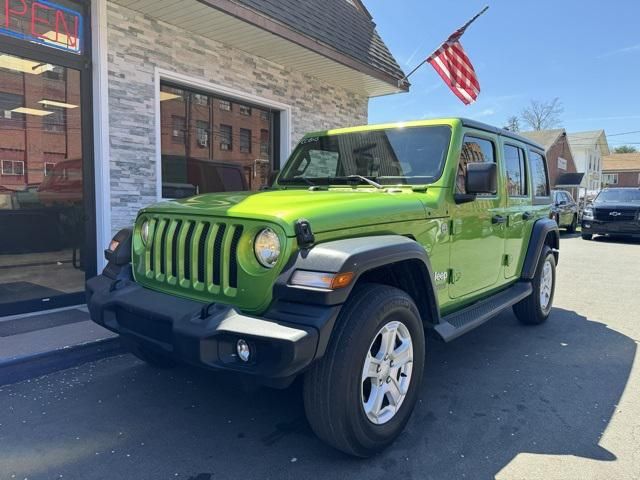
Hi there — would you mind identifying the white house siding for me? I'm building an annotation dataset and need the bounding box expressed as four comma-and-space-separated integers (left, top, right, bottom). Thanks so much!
105, 1, 368, 232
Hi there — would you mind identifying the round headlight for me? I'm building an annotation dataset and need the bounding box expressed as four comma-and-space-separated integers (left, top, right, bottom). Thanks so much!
141, 220, 150, 245
254, 228, 280, 268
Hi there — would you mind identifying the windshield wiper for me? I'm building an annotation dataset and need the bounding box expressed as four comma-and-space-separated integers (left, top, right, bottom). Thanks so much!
345, 175, 383, 189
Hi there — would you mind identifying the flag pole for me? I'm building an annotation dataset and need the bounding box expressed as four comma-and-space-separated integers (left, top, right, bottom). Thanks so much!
398, 5, 490, 88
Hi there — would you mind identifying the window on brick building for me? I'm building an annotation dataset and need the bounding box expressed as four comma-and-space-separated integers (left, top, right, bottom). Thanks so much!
240, 128, 252, 153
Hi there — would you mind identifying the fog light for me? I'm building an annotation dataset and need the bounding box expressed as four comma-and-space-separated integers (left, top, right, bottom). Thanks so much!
236, 339, 251, 362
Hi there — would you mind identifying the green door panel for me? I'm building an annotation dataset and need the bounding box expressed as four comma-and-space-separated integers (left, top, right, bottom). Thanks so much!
449, 197, 505, 298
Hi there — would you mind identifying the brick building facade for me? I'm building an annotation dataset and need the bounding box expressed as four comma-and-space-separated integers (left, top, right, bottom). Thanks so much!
602, 153, 640, 188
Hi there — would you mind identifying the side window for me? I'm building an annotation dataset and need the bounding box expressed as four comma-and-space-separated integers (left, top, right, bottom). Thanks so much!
457, 135, 496, 194
504, 144, 527, 197
529, 150, 550, 197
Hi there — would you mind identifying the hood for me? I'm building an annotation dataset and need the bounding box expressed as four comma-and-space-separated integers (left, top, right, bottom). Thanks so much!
140, 188, 427, 235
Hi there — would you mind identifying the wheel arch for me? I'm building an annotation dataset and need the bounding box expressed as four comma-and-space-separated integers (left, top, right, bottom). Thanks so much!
273, 235, 441, 327
521, 218, 559, 280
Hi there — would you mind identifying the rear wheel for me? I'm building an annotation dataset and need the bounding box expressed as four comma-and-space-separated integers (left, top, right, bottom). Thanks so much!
513, 246, 556, 325
303, 284, 425, 457
567, 214, 577, 233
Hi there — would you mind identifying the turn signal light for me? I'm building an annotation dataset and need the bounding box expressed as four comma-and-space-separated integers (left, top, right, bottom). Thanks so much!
290, 270, 354, 290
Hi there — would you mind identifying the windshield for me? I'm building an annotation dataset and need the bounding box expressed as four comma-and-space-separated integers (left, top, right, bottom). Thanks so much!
596, 189, 640, 203
279, 125, 452, 186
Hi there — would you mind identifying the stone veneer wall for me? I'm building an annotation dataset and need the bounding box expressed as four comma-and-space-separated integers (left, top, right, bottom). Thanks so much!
106, 1, 369, 231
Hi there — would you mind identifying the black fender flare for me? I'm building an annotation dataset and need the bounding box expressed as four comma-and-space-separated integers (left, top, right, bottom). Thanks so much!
521, 218, 559, 280
273, 235, 439, 317
269, 235, 440, 358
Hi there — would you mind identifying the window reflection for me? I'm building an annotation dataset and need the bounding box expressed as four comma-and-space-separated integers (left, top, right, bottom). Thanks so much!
160, 83, 275, 198
0, 53, 85, 306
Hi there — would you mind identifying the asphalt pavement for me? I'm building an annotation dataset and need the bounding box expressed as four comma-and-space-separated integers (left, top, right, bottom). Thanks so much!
1, 234, 639, 480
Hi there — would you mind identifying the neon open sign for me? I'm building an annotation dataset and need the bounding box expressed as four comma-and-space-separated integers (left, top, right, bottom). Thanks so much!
1, 0, 83, 54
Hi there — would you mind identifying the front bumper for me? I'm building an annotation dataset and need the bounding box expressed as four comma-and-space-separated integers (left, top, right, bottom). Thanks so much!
581, 219, 640, 236
86, 274, 339, 381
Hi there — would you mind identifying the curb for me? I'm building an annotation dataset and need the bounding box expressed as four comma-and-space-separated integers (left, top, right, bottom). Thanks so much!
0, 337, 124, 386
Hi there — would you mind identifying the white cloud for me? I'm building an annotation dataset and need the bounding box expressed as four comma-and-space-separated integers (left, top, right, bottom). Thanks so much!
598, 44, 640, 58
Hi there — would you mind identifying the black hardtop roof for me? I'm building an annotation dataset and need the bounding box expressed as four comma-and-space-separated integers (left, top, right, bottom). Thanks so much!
461, 118, 545, 151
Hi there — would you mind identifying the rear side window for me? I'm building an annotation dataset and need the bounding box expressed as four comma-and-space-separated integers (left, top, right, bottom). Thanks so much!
457, 135, 496, 194
504, 144, 527, 197
529, 150, 550, 197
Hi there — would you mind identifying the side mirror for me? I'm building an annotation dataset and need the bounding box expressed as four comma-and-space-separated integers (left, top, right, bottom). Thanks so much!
558, 200, 567, 206
466, 162, 497, 195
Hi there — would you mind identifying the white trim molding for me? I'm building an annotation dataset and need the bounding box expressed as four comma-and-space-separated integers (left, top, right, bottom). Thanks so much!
92, 0, 111, 271
153, 68, 292, 201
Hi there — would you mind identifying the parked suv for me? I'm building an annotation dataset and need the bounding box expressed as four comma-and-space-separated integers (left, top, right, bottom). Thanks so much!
551, 189, 578, 232
88, 118, 559, 457
582, 187, 640, 240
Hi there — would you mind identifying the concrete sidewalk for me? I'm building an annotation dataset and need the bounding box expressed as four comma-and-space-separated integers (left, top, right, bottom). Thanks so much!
0, 306, 122, 385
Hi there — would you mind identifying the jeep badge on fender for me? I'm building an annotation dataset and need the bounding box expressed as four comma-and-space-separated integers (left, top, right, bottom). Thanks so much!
87, 118, 559, 457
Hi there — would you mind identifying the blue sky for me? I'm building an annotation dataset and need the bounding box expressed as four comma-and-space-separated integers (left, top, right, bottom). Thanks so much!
366, 0, 640, 148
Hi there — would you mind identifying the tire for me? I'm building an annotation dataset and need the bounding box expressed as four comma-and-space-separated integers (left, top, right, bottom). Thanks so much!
303, 283, 425, 457
513, 245, 556, 325
130, 342, 177, 369
582, 233, 593, 240
566, 214, 577, 233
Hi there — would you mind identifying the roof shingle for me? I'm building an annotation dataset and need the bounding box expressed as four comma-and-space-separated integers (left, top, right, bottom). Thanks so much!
232, 0, 405, 81
602, 153, 640, 172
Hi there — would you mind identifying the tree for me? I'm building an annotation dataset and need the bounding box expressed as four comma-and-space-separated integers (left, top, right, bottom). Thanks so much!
520, 98, 563, 131
504, 116, 520, 132
614, 145, 637, 153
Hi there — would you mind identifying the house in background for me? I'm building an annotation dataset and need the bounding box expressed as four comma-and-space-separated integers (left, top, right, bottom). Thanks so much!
567, 130, 610, 191
520, 129, 581, 198
602, 153, 640, 188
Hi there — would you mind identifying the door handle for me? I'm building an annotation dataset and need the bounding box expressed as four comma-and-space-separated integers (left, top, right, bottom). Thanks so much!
522, 211, 533, 220
492, 215, 507, 224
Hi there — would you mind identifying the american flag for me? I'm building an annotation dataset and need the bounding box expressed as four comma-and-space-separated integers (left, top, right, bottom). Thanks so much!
427, 29, 480, 105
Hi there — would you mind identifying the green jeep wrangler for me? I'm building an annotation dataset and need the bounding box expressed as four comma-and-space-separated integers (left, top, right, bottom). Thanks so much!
88, 118, 559, 457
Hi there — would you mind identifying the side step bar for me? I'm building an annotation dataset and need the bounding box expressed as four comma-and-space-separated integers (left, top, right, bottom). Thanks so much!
434, 282, 533, 342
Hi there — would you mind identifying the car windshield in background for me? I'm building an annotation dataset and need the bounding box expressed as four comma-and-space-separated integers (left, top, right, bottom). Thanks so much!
596, 189, 640, 203
279, 125, 452, 186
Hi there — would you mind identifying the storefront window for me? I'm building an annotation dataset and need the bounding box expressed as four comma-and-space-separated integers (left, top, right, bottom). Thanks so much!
0, 52, 85, 309
160, 83, 277, 198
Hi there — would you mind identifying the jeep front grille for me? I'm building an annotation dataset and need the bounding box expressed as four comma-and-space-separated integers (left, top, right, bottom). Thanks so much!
142, 216, 244, 295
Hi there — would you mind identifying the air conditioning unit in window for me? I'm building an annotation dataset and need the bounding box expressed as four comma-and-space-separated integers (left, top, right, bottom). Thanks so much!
197, 132, 209, 147
172, 129, 180, 137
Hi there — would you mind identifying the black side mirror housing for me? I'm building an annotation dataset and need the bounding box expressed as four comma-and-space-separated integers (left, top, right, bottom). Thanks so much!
466, 162, 497, 195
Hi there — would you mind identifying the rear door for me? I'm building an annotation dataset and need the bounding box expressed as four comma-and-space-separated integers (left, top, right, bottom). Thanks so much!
502, 142, 531, 279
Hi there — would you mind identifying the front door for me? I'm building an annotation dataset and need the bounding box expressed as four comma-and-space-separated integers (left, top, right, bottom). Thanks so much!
0, 48, 93, 316
449, 134, 504, 299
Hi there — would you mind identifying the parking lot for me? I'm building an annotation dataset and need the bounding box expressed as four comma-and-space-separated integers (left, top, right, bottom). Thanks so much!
1, 234, 639, 480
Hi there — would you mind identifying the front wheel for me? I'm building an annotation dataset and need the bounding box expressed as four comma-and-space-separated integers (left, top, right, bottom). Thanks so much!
582, 233, 593, 240
303, 284, 425, 457
513, 246, 556, 325
567, 214, 577, 233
